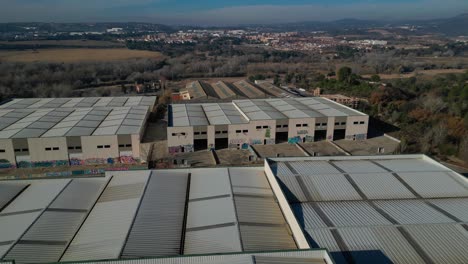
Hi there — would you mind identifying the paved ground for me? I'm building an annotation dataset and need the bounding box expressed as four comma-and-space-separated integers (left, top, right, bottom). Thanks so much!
299, 141, 346, 156
252, 143, 307, 158
334, 135, 400, 156
172, 151, 216, 167
215, 149, 258, 166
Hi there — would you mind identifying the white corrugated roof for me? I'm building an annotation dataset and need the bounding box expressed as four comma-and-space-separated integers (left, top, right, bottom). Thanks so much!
267, 155, 468, 264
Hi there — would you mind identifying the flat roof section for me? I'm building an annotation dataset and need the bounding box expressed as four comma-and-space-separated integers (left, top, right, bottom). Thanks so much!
170, 103, 248, 127
0, 105, 150, 139
267, 155, 468, 264
186, 81, 207, 99
212, 81, 237, 99
232, 80, 265, 99
0, 97, 156, 109
257, 82, 293, 98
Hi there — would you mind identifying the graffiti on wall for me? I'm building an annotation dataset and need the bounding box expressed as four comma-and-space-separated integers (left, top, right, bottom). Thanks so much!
169, 144, 194, 154
241, 143, 249, 150
304, 136, 314, 143
265, 138, 275, 145
85, 158, 110, 165
230, 139, 246, 145
288, 136, 302, 144
356, 134, 367, 140
70, 158, 84, 166
249, 139, 262, 145
265, 128, 271, 138
208, 144, 215, 151
0, 159, 14, 169
297, 130, 309, 135
120, 156, 139, 164
18, 160, 69, 168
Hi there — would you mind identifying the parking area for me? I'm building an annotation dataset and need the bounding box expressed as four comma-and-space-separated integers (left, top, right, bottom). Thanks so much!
252, 143, 307, 158
299, 141, 346, 156
334, 135, 400, 156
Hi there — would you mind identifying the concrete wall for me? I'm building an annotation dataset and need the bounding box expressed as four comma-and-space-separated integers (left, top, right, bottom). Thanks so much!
81, 135, 119, 160
345, 115, 369, 140
0, 139, 15, 165
28, 137, 68, 162
228, 120, 276, 148
167, 126, 194, 153
288, 118, 315, 143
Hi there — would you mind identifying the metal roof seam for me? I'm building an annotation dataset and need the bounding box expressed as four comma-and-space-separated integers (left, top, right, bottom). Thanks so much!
58, 176, 114, 262
0, 179, 72, 259
180, 172, 191, 255
227, 168, 244, 252
119, 172, 153, 258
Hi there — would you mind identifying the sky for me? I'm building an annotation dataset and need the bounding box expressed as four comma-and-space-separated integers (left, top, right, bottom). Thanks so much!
1, 0, 467, 25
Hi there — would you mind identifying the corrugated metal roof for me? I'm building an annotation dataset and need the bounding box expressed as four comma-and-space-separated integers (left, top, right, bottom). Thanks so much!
229, 167, 273, 196
189, 168, 231, 200
318, 201, 392, 227
374, 200, 456, 224
184, 225, 242, 255
0, 183, 28, 211
71, 249, 331, 264
1, 180, 70, 214
269, 155, 468, 264
1, 97, 155, 109
122, 171, 189, 258
253, 255, 326, 264
291, 204, 328, 229
239, 225, 297, 252
332, 160, 388, 174
4, 244, 65, 264
348, 173, 416, 200
375, 159, 447, 172
301, 173, 362, 202
403, 224, 468, 264
428, 198, 468, 222
338, 226, 426, 264
396, 171, 467, 198
49, 178, 107, 210
0, 211, 42, 257
61, 173, 150, 261
186, 197, 237, 229
289, 161, 341, 175
235, 196, 285, 225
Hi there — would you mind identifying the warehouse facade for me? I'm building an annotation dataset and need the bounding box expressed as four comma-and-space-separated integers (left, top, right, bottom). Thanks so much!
0, 97, 156, 168
167, 97, 368, 153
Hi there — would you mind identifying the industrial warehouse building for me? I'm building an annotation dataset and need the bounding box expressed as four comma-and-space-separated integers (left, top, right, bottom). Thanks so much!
167, 97, 368, 153
0, 154, 467, 264
0, 97, 156, 168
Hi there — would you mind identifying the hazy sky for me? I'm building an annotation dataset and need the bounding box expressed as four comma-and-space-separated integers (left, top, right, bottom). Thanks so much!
1, 0, 467, 25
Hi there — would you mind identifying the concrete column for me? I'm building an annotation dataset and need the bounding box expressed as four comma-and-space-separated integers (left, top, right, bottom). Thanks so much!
207, 125, 215, 150
326, 117, 335, 141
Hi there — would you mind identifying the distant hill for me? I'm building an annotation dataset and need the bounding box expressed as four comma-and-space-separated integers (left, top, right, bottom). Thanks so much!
252, 14, 468, 36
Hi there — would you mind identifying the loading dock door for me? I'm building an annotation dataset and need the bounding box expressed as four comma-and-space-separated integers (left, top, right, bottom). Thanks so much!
333, 129, 346, 140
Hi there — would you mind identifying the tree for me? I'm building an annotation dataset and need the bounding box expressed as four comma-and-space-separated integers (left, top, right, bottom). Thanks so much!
337, 67, 352, 83
370, 74, 381, 82
273, 75, 281, 86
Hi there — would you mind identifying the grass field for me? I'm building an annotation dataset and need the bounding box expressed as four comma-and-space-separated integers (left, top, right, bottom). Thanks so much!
0, 40, 125, 47
363, 68, 467, 80
0, 48, 163, 63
